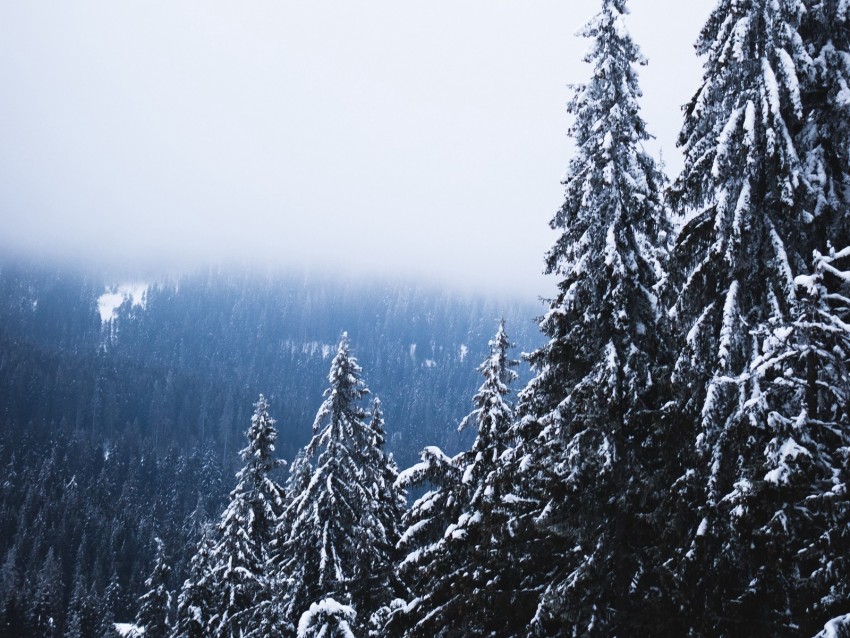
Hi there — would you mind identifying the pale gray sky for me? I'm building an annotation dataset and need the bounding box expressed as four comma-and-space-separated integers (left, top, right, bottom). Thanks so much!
0, 1, 714, 295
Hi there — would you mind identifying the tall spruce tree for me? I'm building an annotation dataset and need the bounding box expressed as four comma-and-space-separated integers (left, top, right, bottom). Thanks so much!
275, 334, 403, 635
665, 0, 815, 634
505, 0, 669, 634
392, 320, 520, 637
204, 395, 285, 638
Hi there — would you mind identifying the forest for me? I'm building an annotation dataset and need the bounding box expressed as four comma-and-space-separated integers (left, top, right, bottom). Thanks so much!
4, 0, 850, 636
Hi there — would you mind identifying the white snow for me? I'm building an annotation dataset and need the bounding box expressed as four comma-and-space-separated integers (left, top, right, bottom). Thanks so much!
712, 106, 744, 177
717, 281, 740, 371
114, 624, 144, 637
762, 58, 782, 121
297, 598, 356, 638
777, 48, 802, 117
764, 437, 810, 485
459, 344, 468, 363
97, 283, 148, 323
814, 613, 850, 638
742, 100, 756, 148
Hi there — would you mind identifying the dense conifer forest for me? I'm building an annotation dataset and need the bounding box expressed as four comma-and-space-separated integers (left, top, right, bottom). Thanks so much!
4, 0, 850, 636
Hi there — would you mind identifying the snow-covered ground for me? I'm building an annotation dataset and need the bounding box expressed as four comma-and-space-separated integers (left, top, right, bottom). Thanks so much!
98, 283, 148, 322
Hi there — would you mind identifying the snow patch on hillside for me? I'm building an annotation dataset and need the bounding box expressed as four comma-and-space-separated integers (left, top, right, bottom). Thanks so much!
98, 283, 148, 323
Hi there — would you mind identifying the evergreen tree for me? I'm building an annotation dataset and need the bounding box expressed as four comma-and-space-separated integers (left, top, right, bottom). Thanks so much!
171, 528, 214, 638
387, 445, 464, 636
64, 576, 103, 638
393, 320, 520, 636
28, 548, 64, 638
395, 446, 464, 566
136, 537, 172, 638
205, 395, 285, 638
504, 0, 669, 634
814, 613, 850, 638
275, 334, 403, 634
665, 0, 816, 633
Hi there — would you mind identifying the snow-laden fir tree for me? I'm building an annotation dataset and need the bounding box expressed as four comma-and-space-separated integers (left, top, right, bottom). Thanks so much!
171, 527, 214, 638
246, 452, 318, 638
814, 613, 850, 638
274, 334, 404, 635
386, 446, 463, 636
361, 396, 407, 629
394, 447, 464, 569
664, 0, 817, 634
135, 537, 172, 638
201, 395, 285, 638
391, 320, 520, 637
503, 0, 669, 634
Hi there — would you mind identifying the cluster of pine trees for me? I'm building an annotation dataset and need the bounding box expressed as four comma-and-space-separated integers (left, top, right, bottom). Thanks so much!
145, 337, 407, 637
134, 0, 850, 635
0, 424, 227, 638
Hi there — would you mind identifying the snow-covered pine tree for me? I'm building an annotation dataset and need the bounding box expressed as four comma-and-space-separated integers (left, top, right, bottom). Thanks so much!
171, 527, 214, 638
392, 320, 521, 637
275, 334, 403, 634
386, 445, 463, 635
204, 395, 285, 638
814, 613, 850, 638
503, 0, 669, 634
665, 0, 813, 633
361, 397, 407, 633
135, 537, 172, 638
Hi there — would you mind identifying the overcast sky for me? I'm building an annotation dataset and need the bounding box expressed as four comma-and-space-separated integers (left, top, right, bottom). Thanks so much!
0, 1, 715, 296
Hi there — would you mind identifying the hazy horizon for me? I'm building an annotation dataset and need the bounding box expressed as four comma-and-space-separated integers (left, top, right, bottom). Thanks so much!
0, 1, 715, 297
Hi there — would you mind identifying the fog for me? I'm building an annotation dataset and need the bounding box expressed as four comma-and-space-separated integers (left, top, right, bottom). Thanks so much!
0, 1, 715, 296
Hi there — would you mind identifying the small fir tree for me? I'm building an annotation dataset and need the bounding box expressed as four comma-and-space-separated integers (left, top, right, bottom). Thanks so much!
171, 527, 214, 638
135, 538, 172, 638
394, 320, 520, 637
